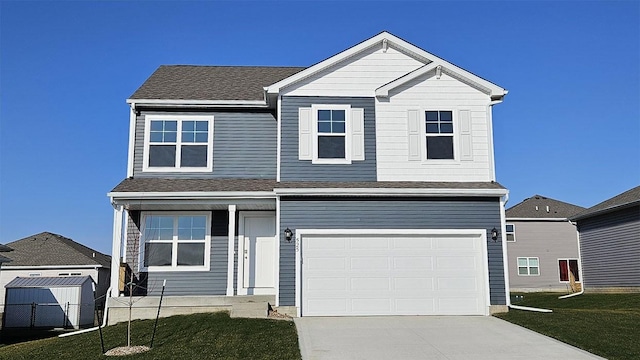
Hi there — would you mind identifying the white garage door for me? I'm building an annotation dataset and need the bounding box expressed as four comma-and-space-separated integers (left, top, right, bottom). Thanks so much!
301, 233, 487, 316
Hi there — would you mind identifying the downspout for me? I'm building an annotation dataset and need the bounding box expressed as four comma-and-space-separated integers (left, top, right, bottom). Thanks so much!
559, 219, 585, 299
59, 286, 111, 337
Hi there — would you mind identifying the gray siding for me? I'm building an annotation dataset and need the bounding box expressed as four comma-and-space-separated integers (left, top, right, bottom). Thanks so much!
133, 111, 276, 179
506, 221, 579, 291
278, 197, 505, 306
145, 235, 228, 296
578, 206, 640, 288
280, 96, 377, 181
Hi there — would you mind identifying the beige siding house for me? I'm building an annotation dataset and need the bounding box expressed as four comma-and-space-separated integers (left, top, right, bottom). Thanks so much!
506, 195, 585, 292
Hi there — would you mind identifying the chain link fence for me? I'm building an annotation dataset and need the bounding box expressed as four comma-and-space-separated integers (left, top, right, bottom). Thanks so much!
3, 302, 93, 328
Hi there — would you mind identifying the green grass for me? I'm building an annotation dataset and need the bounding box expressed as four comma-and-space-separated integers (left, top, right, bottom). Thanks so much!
0, 312, 301, 360
495, 293, 640, 360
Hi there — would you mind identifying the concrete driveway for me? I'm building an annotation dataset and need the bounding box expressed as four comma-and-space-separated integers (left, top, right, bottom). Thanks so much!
294, 316, 604, 360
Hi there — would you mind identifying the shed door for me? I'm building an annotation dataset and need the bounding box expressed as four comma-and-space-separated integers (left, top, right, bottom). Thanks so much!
301, 233, 487, 316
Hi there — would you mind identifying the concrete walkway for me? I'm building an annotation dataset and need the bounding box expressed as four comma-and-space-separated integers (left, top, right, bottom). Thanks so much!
295, 316, 604, 360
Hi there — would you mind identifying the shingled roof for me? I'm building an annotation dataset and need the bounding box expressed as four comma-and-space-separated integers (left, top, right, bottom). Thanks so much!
4, 232, 110, 268
506, 195, 585, 219
110, 178, 506, 193
571, 185, 640, 220
129, 65, 305, 101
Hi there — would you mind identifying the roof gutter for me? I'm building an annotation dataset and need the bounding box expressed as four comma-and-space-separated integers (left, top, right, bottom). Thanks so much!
274, 188, 508, 197
109, 191, 277, 200
570, 200, 640, 221
125, 98, 269, 108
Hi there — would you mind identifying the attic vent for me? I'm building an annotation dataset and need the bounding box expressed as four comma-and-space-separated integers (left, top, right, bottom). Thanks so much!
546, 206, 550, 213
535, 206, 539, 211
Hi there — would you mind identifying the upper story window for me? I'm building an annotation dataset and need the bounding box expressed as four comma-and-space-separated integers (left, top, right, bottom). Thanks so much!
317, 109, 346, 159
425, 111, 454, 159
298, 105, 365, 164
141, 212, 211, 272
143, 115, 214, 172
506, 224, 516, 242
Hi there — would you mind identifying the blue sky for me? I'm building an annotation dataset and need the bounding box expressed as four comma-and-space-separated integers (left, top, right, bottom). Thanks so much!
1, 1, 638, 254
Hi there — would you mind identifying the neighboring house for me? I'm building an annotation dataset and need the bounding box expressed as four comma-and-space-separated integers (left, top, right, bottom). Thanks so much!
0, 244, 12, 266
108, 31, 510, 319
505, 195, 585, 292
571, 185, 640, 292
0, 232, 111, 313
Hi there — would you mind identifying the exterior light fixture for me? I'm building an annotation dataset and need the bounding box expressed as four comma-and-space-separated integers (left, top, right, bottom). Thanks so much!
491, 227, 499, 241
284, 228, 293, 242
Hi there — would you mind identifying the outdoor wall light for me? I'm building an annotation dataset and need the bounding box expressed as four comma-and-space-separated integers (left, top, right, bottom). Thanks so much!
491, 227, 499, 241
284, 228, 293, 242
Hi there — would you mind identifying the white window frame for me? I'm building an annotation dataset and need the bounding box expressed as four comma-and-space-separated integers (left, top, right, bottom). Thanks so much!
517, 257, 540, 276
139, 211, 211, 272
142, 114, 214, 172
558, 258, 581, 283
423, 109, 457, 162
506, 223, 516, 242
311, 104, 351, 164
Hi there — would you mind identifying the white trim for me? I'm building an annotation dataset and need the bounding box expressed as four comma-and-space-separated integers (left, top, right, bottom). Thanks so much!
126, 99, 267, 107
109, 191, 276, 200
110, 205, 124, 297
142, 114, 214, 173
276, 95, 282, 182
237, 211, 276, 296
266, 32, 507, 97
500, 196, 511, 308
275, 197, 281, 306
375, 63, 439, 97
506, 217, 570, 221
294, 228, 490, 317
311, 104, 352, 164
226, 205, 237, 296
126, 104, 136, 177
123, 209, 130, 261
274, 187, 508, 197
139, 211, 211, 272
4, 265, 103, 270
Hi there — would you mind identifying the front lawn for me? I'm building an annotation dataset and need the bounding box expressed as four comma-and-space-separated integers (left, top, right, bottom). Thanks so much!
0, 312, 301, 360
495, 293, 640, 360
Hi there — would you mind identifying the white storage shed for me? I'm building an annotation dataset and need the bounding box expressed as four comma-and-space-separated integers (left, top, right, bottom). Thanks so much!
3, 276, 95, 329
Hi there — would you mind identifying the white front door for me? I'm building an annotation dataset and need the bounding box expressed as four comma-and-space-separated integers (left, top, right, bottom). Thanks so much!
238, 212, 276, 295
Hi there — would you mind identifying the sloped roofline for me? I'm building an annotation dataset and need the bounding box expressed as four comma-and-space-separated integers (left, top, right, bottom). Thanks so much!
265, 31, 507, 98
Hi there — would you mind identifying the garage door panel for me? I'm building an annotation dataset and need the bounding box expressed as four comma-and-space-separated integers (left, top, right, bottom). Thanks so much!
393, 256, 433, 270
307, 257, 346, 270
350, 237, 389, 249
351, 257, 389, 270
302, 233, 487, 316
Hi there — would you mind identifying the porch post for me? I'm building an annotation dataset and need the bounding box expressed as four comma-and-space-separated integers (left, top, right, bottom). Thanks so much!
110, 205, 124, 297
226, 205, 237, 296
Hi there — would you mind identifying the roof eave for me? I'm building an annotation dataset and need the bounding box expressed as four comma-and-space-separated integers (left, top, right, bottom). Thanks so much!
571, 200, 640, 221
274, 188, 508, 197
126, 99, 269, 108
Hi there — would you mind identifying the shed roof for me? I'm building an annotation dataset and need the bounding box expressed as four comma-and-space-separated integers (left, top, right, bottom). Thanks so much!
4, 232, 110, 268
506, 195, 585, 219
129, 65, 305, 101
6, 276, 92, 288
571, 185, 640, 220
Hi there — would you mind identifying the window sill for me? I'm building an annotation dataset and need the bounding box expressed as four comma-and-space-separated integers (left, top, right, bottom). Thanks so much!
143, 265, 210, 272
311, 158, 352, 165
142, 167, 212, 173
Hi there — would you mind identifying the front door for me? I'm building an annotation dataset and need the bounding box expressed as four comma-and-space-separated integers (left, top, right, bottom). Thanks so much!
239, 212, 276, 295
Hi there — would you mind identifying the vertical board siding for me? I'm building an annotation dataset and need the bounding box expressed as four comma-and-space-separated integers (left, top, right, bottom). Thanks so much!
281, 96, 377, 181
506, 221, 580, 291
133, 111, 276, 179
278, 197, 505, 306
578, 206, 640, 288
375, 72, 493, 182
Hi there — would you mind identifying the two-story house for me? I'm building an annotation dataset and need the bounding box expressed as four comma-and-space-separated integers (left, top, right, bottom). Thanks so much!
107, 32, 509, 321
505, 195, 585, 292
